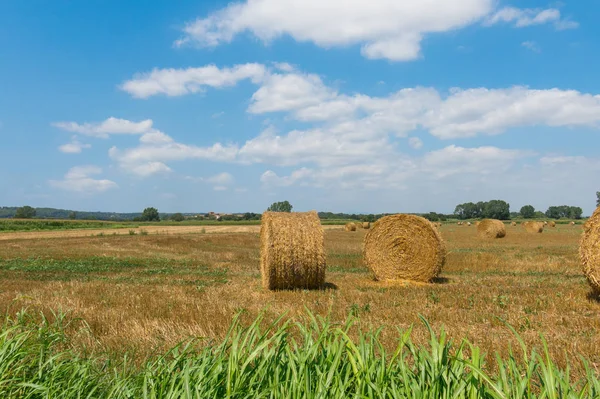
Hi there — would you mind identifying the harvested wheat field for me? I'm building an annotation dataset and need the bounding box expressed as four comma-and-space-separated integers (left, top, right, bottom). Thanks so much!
0, 221, 596, 383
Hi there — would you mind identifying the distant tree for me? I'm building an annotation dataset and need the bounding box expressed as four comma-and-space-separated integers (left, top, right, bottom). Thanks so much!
545, 206, 561, 219
14, 206, 36, 219
68, 211, 77, 220
141, 207, 160, 222
569, 206, 583, 220
483, 200, 510, 220
267, 201, 293, 213
545, 205, 583, 220
520, 205, 535, 219
597, 191, 600, 207
171, 213, 185, 222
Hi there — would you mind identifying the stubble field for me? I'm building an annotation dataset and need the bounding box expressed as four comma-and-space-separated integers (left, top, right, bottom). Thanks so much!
1, 221, 597, 374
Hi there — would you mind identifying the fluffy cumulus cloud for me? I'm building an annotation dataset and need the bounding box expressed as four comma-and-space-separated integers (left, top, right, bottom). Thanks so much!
109, 130, 238, 177
53, 117, 153, 138
173, 1, 576, 61
120, 63, 267, 98
174, 0, 494, 61
48, 166, 118, 193
108, 63, 600, 197
58, 137, 92, 153
123, 64, 600, 142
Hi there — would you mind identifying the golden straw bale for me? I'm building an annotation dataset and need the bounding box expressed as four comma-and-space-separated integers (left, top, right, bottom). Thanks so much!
477, 219, 506, 239
363, 214, 446, 283
581, 207, 600, 293
550, 221, 556, 228
523, 221, 544, 233
475, 221, 480, 226
260, 211, 326, 290
467, 222, 472, 226
511, 221, 517, 226
345, 222, 357, 232
362, 222, 370, 229
571, 221, 576, 225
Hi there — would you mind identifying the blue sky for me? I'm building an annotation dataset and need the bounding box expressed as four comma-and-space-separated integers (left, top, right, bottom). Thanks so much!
1, 0, 600, 214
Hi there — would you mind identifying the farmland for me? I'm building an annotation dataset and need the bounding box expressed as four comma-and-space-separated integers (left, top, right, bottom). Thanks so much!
1, 220, 599, 396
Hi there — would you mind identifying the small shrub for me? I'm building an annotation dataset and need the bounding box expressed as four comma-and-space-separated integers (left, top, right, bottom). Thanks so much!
129, 230, 136, 235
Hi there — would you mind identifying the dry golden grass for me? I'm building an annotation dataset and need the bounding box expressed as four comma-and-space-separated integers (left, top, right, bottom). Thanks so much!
0, 223, 597, 374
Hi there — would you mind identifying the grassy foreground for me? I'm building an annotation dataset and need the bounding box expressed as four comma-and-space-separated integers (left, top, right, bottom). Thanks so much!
1, 310, 600, 398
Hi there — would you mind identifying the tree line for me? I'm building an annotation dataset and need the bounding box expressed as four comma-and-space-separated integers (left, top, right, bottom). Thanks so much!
453, 200, 584, 220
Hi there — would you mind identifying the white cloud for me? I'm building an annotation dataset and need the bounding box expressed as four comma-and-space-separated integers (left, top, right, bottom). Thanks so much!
521, 41, 541, 53
422, 145, 530, 178
53, 117, 153, 138
129, 162, 173, 177
245, 71, 600, 140
175, 0, 494, 61
58, 137, 92, 153
206, 172, 234, 185
424, 87, 600, 139
213, 186, 228, 191
49, 166, 118, 193
120, 63, 267, 98
174, 1, 576, 61
261, 168, 313, 187
408, 137, 423, 149
109, 132, 238, 165
248, 73, 337, 114
484, 7, 577, 30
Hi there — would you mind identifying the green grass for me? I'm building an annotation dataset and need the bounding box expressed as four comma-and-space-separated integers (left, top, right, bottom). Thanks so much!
0, 257, 228, 286
0, 219, 137, 232
1, 310, 600, 398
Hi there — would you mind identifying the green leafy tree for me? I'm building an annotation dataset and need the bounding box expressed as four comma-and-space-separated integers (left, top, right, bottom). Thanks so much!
68, 211, 77, 220
569, 206, 583, 219
171, 213, 185, 222
15, 206, 36, 219
545, 205, 583, 220
267, 201, 293, 213
520, 205, 535, 219
141, 207, 160, 222
483, 200, 510, 220
597, 191, 600, 207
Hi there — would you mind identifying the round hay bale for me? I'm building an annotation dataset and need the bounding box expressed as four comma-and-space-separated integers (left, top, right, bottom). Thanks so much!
550, 221, 556, 228
345, 222, 357, 232
571, 221, 576, 226
467, 222, 472, 226
477, 219, 506, 239
511, 221, 517, 226
260, 211, 326, 290
523, 221, 544, 233
363, 214, 445, 283
362, 222, 370, 229
544, 221, 549, 226
475, 221, 480, 226
581, 207, 600, 293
